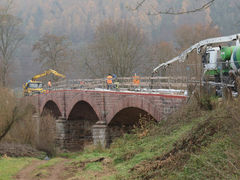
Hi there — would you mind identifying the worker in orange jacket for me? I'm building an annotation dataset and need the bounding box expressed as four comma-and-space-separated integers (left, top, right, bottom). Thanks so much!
133, 73, 140, 85
48, 80, 52, 88
107, 74, 113, 89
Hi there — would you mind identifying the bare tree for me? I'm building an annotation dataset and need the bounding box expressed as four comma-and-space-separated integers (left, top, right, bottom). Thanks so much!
0, 87, 35, 143
32, 33, 73, 77
174, 23, 220, 78
0, 87, 19, 141
175, 23, 220, 50
0, 1, 24, 87
87, 19, 147, 77
149, 41, 176, 76
131, 0, 215, 15
151, 41, 175, 64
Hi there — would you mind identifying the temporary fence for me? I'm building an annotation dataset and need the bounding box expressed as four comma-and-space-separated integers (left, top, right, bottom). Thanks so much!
48, 61, 236, 95
51, 76, 199, 92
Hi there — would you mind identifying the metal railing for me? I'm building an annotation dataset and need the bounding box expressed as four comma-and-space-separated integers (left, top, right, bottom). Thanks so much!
36, 61, 237, 96
49, 76, 199, 95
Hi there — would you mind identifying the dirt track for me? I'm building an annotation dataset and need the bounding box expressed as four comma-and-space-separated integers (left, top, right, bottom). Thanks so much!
15, 160, 44, 180
15, 159, 69, 180
14, 157, 115, 180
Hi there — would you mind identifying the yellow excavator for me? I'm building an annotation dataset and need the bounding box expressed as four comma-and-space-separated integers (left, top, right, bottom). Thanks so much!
23, 69, 65, 96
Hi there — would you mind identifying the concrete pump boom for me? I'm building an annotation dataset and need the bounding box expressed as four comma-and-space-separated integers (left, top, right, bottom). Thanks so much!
152, 33, 240, 74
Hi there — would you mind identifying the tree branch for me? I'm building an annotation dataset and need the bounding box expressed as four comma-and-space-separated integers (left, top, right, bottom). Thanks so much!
132, 0, 146, 11
131, 0, 216, 15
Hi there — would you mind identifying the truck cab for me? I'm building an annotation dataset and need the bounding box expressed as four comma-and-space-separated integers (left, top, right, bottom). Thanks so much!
203, 47, 220, 72
23, 80, 45, 96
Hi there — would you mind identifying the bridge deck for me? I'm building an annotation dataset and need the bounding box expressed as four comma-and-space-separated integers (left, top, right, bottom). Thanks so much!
43, 88, 187, 98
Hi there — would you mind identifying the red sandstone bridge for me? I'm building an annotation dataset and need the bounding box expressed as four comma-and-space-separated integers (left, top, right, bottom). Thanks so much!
28, 77, 189, 150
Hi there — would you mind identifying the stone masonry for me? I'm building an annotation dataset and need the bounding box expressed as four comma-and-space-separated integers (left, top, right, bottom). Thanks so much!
28, 90, 187, 150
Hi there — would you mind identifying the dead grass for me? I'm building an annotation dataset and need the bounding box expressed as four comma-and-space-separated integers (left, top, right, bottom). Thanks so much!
37, 113, 56, 156
130, 114, 226, 179
0, 87, 46, 158
0, 87, 17, 140
0, 143, 45, 158
0, 87, 36, 145
0, 86, 58, 157
133, 114, 157, 139
3, 104, 36, 145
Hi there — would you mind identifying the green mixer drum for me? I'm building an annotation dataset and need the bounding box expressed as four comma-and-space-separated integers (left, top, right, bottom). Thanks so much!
232, 47, 240, 69
221, 46, 235, 60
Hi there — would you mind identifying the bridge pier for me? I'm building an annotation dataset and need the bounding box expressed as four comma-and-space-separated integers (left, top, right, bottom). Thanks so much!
32, 113, 40, 146
92, 121, 109, 147
56, 118, 99, 151
32, 114, 110, 150
55, 117, 68, 149
66, 119, 87, 151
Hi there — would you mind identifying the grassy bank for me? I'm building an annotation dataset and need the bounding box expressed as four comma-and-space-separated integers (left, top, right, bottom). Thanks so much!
0, 157, 35, 180
68, 96, 239, 179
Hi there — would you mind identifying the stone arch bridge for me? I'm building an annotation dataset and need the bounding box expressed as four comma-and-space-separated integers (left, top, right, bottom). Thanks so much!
28, 89, 186, 150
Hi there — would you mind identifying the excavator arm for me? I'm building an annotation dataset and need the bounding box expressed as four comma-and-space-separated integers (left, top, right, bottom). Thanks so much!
152, 33, 240, 74
32, 69, 65, 81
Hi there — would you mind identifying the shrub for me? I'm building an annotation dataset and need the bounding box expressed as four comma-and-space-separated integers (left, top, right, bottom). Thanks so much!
0, 87, 36, 146
37, 113, 56, 156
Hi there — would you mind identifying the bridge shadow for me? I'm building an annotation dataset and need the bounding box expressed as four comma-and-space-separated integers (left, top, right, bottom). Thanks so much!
39, 101, 62, 155
108, 107, 156, 143
42, 100, 61, 118
67, 101, 99, 151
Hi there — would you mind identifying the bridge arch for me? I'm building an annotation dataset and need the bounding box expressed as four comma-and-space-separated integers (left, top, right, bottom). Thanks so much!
41, 100, 62, 118
109, 107, 155, 126
67, 100, 100, 150
66, 94, 101, 121
107, 96, 160, 142
39, 95, 63, 118
108, 107, 155, 139
107, 96, 161, 124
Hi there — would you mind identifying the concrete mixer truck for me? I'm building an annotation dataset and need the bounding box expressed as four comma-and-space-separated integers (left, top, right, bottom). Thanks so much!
152, 33, 240, 93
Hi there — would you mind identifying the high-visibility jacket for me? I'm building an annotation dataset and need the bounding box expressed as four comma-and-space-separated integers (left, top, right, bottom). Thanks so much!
107, 75, 113, 84
133, 76, 140, 85
48, 81, 52, 87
